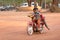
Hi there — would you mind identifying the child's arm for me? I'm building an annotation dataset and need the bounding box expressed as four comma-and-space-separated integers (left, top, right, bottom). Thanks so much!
40, 14, 45, 20
28, 13, 34, 18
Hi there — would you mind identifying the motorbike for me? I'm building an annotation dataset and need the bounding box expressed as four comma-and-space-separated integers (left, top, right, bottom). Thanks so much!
27, 15, 45, 35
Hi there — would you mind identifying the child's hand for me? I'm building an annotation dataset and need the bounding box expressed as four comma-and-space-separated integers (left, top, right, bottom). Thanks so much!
47, 28, 50, 30
28, 15, 34, 18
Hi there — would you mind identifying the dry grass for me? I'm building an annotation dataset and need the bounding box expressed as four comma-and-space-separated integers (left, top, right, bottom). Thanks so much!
16, 6, 41, 11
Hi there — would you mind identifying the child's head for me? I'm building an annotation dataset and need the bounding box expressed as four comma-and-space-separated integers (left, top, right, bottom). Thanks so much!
33, 8, 38, 13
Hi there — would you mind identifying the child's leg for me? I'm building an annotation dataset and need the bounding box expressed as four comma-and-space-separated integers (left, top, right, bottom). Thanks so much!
37, 18, 41, 30
43, 19, 50, 30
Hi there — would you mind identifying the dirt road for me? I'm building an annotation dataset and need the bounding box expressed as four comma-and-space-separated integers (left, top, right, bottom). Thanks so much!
0, 11, 60, 40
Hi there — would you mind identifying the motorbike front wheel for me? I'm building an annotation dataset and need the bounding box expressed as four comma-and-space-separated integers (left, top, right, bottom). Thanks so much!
27, 25, 33, 35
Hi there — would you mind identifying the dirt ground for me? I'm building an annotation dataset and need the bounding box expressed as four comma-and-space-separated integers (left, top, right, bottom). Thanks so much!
0, 11, 60, 40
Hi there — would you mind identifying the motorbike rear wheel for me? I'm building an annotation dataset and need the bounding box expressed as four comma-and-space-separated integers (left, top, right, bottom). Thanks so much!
39, 24, 43, 33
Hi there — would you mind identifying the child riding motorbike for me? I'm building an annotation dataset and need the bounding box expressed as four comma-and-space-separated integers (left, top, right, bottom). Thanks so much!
28, 8, 50, 31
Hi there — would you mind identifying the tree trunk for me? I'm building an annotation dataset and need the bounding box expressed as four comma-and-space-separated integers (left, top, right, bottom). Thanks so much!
39, 0, 42, 6
34, 0, 37, 8
27, 0, 31, 7
50, 0, 60, 12
52, 0, 58, 6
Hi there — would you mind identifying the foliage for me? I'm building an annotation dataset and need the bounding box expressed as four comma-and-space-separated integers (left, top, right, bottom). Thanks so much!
0, 0, 52, 6
0, 0, 26, 6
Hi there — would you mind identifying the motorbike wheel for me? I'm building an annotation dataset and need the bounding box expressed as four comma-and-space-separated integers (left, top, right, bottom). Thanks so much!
27, 25, 33, 35
39, 24, 43, 34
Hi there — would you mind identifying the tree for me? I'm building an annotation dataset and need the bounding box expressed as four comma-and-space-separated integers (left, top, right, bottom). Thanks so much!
34, 0, 37, 8
52, 0, 58, 6
27, 0, 31, 7
39, 0, 42, 6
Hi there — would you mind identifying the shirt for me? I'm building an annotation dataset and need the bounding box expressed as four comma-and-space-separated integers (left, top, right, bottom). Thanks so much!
32, 12, 40, 20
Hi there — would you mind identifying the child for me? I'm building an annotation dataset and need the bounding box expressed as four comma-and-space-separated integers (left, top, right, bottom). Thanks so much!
29, 8, 50, 30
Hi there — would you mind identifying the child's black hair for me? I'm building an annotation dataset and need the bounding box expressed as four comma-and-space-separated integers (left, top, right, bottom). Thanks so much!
33, 8, 38, 10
